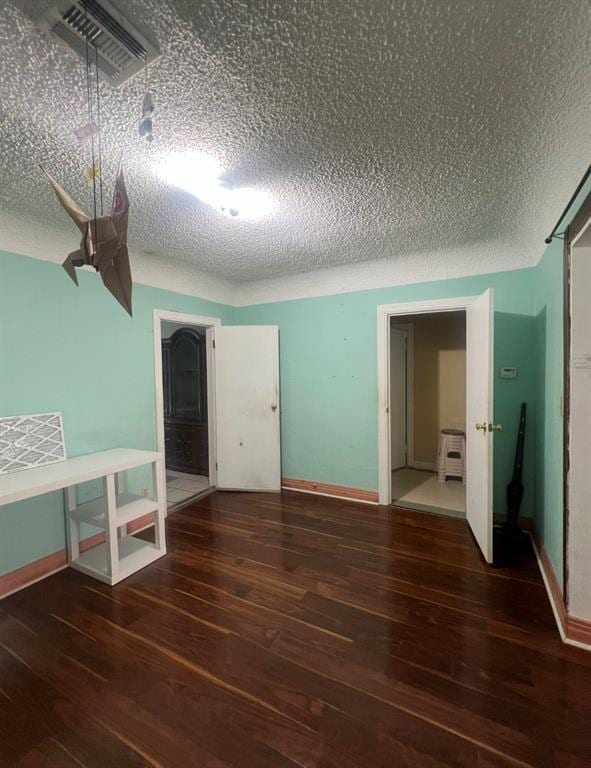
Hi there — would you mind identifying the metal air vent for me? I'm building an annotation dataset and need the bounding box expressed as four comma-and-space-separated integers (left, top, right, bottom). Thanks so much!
37, 0, 160, 87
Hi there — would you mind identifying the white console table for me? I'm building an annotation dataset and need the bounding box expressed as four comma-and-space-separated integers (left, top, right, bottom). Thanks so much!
0, 449, 166, 585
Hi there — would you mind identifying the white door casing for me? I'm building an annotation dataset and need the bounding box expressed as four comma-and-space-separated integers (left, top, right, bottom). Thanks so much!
568, 244, 591, 620
378, 293, 495, 563
214, 325, 281, 491
465, 288, 495, 563
390, 327, 407, 472
153, 310, 220, 513
378, 297, 477, 505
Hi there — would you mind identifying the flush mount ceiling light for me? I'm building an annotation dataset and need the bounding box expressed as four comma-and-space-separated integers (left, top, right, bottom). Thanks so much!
154, 152, 274, 220
220, 186, 274, 220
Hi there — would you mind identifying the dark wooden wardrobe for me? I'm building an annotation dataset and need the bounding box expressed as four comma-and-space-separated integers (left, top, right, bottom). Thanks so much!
162, 327, 209, 475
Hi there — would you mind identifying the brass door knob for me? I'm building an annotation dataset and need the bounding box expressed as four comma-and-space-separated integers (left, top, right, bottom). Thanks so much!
475, 422, 488, 432
488, 423, 502, 432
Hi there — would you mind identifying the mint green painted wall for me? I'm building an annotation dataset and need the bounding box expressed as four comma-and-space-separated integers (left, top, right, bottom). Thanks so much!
236, 268, 538, 519
0, 250, 234, 576
1, 231, 580, 583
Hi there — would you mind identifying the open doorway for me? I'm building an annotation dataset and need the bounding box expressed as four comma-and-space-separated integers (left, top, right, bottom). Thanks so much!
161, 322, 211, 509
378, 292, 496, 563
154, 312, 282, 512
390, 311, 467, 517
154, 310, 220, 513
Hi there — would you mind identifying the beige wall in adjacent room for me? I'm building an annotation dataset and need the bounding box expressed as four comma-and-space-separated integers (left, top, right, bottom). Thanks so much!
394, 312, 466, 465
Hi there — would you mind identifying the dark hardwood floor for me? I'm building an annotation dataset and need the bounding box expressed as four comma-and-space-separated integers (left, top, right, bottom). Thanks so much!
1, 491, 591, 768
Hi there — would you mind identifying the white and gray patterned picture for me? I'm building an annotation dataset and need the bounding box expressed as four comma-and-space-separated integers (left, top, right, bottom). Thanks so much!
0, 413, 66, 474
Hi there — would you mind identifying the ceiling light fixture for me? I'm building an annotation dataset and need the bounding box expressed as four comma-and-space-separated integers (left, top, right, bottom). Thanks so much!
154, 152, 274, 220
220, 187, 274, 220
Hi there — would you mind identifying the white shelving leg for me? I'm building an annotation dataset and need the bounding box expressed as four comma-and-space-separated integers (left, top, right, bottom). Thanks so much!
152, 459, 167, 554
114, 474, 120, 540
114, 472, 125, 539
116, 471, 127, 494
104, 473, 119, 583
65, 486, 79, 561
159, 455, 168, 519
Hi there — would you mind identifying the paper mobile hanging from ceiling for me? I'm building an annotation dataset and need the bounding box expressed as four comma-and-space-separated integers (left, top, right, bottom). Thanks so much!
139, 55, 154, 143
43, 6, 134, 315
43, 164, 133, 316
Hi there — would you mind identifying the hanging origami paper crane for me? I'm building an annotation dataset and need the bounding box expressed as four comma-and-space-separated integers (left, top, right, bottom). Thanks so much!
42, 164, 133, 316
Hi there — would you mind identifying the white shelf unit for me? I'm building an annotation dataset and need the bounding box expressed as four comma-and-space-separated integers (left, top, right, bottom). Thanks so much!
65, 455, 166, 586
70, 492, 158, 531
71, 535, 163, 585
0, 449, 167, 588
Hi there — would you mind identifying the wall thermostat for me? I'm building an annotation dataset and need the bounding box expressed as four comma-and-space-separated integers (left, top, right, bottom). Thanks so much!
500, 366, 518, 379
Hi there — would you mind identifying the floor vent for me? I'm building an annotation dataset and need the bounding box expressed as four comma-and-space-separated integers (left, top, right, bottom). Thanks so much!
37, 0, 160, 87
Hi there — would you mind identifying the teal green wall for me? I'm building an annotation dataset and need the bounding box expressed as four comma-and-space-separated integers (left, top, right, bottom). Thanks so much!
236, 268, 539, 520
1, 228, 580, 584
0, 250, 234, 576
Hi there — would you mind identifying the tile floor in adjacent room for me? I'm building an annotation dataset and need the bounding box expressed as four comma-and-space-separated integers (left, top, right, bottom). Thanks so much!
392, 467, 465, 515
166, 470, 210, 508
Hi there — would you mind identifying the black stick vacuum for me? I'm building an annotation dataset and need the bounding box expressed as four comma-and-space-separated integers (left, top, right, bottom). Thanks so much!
493, 403, 529, 565
506, 403, 526, 529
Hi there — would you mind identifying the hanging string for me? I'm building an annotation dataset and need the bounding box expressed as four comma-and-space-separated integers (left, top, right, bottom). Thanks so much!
84, 6, 98, 253
139, 53, 154, 143
94, 42, 103, 216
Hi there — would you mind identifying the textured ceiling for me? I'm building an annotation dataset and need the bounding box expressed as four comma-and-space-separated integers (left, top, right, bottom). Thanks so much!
0, 0, 590, 302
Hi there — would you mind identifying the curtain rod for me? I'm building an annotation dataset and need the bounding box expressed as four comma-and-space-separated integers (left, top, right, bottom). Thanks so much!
545, 162, 591, 244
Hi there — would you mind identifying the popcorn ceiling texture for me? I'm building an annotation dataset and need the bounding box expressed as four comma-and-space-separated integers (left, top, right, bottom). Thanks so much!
234, 241, 532, 306
0, 0, 590, 305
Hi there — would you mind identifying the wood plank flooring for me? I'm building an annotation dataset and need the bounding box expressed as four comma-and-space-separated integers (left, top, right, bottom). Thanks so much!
1, 491, 591, 768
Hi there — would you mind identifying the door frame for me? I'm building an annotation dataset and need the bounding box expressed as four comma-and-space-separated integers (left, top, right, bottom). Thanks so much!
153, 310, 222, 510
563, 190, 591, 605
389, 322, 415, 468
377, 297, 476, 505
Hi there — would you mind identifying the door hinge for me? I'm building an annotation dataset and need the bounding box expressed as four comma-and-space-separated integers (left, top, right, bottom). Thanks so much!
215, 461, 218, 470
212, 339, 216, 349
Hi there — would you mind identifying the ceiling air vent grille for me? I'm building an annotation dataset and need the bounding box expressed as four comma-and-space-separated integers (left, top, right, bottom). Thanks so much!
37, 0, 160, 87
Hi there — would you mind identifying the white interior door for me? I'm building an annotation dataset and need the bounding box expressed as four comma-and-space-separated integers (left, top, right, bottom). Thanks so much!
390, 327, 407, 472
466, 289, 494, 562
214, 325, 281, 491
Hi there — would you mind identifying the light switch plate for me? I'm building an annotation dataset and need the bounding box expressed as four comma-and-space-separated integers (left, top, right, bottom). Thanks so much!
500, 366, 518, 379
